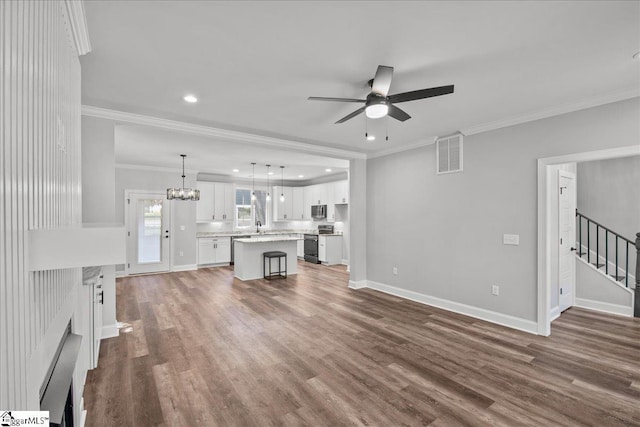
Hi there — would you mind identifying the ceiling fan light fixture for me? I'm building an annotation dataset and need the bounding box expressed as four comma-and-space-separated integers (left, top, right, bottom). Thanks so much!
365, 103, 388, 119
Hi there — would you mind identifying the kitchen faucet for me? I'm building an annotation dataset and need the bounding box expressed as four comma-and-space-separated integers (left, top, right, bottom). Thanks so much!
256, 220, 262, 233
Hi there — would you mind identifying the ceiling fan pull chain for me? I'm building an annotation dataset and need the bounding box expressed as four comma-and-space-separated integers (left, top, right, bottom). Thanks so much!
386, 116, 389, 142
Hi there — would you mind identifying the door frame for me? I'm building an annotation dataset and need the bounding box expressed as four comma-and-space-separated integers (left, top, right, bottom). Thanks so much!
557, 169, 576, 313
537, 145, 640, 336
124, 189, 173, 275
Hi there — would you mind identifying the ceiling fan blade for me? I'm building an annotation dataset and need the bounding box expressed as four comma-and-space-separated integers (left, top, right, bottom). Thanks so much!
387, 104, 411, 122
335, 106, 366, 124
388, 85, 454, 103
371, 65, 394, 96
308, 96, 365, 103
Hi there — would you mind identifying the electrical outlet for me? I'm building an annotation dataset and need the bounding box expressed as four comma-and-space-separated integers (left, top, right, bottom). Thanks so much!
179, 251, 184, 257
492, 285, 499, 296
392, 267, 398, 275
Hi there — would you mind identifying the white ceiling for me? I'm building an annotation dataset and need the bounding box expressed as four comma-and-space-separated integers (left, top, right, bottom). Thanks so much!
82, 1, 640, 161
115, 125, 349, 180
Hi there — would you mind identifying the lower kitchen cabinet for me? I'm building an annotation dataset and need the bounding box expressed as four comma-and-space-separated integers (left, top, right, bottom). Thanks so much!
297, 236, 304, 258
197, 237, 231, 265
318, 235, 342, 265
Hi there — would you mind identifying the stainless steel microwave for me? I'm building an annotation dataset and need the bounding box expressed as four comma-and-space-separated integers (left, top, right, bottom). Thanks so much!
311, 205, 327, 219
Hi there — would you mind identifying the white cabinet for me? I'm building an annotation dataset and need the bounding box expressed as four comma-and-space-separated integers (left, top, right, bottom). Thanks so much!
196, 182, 234, 222
318, 235, 342, 265
196, 182, 215, 222
291, 187, 305, 220
214, 183, 234, 222
274, 186, 305, 221
197, 237, 231, 265
273, 186, 293, 220
302, 186, 313, 220
297, 237, 304, 258
310, 184, 328, 205
334, 180, 349, 204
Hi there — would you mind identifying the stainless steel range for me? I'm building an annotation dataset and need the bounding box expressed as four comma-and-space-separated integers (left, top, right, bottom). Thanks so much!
304, 225, 333, 263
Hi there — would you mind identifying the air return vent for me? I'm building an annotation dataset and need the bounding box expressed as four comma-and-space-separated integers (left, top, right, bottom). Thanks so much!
436, 133, 463, 174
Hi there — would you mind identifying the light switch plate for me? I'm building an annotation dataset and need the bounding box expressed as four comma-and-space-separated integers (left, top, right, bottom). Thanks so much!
503, 234, 520, 245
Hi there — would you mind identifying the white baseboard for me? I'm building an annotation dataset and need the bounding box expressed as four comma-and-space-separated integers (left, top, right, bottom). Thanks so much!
575, 297, 633, 317
550, 305, 560, 321
348, 280, 367, 289
172, 264, 197, 272
101, 323, 119, 339
115, 270, 126, 278
80, 410, 86, 427
363, 280, 539, 335
341, 259, 349, 265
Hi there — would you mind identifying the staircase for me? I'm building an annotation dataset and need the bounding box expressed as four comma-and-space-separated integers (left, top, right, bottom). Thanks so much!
576, 211, 639, 317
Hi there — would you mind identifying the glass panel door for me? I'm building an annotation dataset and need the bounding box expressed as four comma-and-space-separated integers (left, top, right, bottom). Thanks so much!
127, 193, 171, 274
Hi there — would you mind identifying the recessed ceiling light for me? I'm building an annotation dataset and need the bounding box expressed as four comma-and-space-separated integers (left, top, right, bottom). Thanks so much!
366, 135, 376, 141
232, 169, 239, 172
325, 168, 332, 172
298, 174, 304, 178
183, 94, 198, 103
268, 172, 274, 175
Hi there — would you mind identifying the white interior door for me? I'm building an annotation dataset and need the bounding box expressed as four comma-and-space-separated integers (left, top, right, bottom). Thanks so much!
127, 192, 171, 274
558, 171, 576, 312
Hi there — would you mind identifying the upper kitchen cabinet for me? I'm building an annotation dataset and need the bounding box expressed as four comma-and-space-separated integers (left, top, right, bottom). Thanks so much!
274, 186, 304, 221
333, 180, 349, 204
273, 186, 293, 220
309, 184, 328, 205
291, 187, 304, 220
196, 181, 234, 222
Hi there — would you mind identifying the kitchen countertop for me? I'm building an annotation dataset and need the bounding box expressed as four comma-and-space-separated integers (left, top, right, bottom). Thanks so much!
196, 230, 342, 238
82, 266, 102, 286
234, 236, 302, 243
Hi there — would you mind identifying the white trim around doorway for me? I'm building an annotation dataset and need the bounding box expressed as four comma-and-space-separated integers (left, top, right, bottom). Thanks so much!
536, 145, 640, 336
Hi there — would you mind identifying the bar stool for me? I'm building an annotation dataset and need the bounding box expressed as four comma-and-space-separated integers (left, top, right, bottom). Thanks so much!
263, 251, 287, 280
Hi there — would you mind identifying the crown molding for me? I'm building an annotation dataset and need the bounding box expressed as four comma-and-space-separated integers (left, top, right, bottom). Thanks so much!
460, 87, 640, 136
81, 105, 368, 160
367, 137, 437, 159
115, 163, 198, 175
64, 0, 92, 56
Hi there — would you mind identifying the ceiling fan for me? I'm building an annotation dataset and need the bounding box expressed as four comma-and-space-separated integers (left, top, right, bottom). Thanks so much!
308, 65, 454, 124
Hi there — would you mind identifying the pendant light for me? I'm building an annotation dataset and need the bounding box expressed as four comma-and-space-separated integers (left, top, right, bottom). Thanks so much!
280, 166, 285, 202
251, 162, 257, 203
266, 165, 271, 202
167, 154, 200, 201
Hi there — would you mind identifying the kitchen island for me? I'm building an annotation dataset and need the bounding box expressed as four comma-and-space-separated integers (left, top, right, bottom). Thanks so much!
234, 236, 301, 281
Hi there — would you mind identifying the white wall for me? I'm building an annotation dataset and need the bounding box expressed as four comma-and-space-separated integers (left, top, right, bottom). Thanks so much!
0, 0, 90, 415
81, 115, 118, 337
115, 168, 198, 269
577, 155, 639, 281
577, 155, 640, 240
364, 97, 640, 327
576, 259, 634, 316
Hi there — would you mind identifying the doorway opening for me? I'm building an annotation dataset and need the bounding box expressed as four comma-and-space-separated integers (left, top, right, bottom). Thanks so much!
537, 145, 639, 336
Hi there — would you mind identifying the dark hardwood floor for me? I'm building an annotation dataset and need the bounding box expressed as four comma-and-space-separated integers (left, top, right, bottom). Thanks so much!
84, 261, 640, 426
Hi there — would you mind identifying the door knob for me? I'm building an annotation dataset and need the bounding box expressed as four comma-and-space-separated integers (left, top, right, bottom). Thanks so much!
570, 247, 576, 251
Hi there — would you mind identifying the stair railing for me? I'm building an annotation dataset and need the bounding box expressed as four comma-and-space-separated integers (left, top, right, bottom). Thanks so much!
575, 211, 636, 289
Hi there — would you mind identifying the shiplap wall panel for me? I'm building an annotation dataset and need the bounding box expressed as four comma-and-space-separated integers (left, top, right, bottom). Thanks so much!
1, 0, 81, 409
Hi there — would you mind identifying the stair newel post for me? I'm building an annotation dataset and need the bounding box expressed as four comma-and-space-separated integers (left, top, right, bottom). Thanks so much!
635, 232, 639, 318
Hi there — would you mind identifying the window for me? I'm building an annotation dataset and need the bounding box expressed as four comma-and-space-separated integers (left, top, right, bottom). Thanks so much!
235, 188, 267, 228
